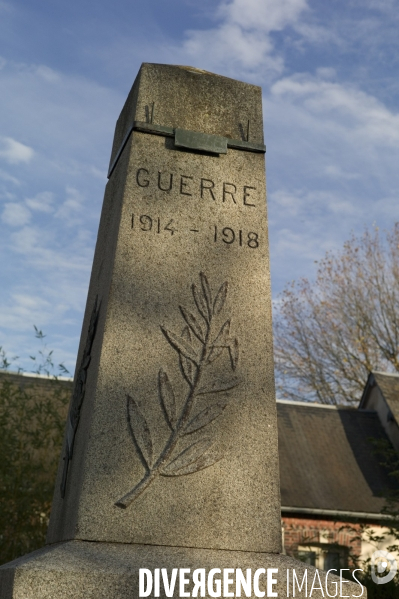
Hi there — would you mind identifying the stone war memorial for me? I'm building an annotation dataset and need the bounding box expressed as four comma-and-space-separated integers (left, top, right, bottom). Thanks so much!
0, 64, 363, 598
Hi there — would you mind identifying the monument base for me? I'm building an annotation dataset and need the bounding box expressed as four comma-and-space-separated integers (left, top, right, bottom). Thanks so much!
0, 540, 363, 598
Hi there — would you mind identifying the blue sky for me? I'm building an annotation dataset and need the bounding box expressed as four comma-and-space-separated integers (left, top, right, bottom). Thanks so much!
1, 0, 399, 374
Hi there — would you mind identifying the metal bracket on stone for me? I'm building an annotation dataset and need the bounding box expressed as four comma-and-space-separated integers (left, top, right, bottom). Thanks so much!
107, 121, 266, 178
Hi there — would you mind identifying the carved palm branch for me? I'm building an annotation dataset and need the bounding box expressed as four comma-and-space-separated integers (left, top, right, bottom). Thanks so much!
115, 273, 239, 509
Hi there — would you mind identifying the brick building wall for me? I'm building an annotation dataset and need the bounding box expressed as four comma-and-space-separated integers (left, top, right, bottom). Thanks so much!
282, 516, 362, 569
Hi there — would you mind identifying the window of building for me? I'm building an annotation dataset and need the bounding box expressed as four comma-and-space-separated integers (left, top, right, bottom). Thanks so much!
297, 544, 348, 571
298, 550, 316, 566
324, 551, 341, 571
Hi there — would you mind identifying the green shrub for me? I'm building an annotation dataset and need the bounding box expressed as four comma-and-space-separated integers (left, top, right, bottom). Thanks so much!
0, 335, 71, 564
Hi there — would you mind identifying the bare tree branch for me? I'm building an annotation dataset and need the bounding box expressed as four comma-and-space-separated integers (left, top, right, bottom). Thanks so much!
274, 224, 399, 405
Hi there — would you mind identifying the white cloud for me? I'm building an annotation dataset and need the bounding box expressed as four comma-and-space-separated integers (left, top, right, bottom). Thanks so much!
89, 166, 107, 180
2, 202, 31, 226
0, 59, 120, 179
324, 165, 360, 180
183, 24, 282, 74
271, 227, 325, 263
217, 0, 308, 32
315, 67, 336, 80
271, 190, 301, 217
0, 59, 113, 372
270, 187, 354, 225
0, 137, 35, 164
0, 189, 16, 201
176, 0, 309, 79
9, 224, 91, 272
35, 65, 60, 82
0, 293, 52, 333
271, 73, 399, 147
10, 225, 47, 256
372, 195, 399, 219
55, 187, 84, 223
0, 168, 20, 185
292, 21, 342, 46
11, 293, 51, 313
350, 0, 397, 13
25, 191, 54, 213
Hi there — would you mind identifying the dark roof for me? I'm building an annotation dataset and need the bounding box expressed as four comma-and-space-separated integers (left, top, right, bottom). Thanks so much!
373, 372, 399, 425
277, 401, 396, 515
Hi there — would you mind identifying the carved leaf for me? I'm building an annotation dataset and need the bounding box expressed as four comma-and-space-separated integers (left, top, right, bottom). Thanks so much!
212, 320, 231, 346
229, 338, 239, 371
206, 320, 231, 363
180, 357, 195, 387
197, 376, 240, 395
158, 369, 176, 429
181, 326, 191, 342
192, 283, 209, 322
213, 281, 228, 316
200, 272, 212, 317
161, 438, 213, 475
206, 345, 224, 364
86, 296, 100, 352
179, 306, 205, 342
127, 395, 153, 467
162, 446, 222, 476
184, 402, 227, 434
161, 327, 198, 363
179, 327, 195, 386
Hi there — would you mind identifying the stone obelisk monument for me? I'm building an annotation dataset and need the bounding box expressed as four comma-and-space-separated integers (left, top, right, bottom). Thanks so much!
0, 64, 361, 598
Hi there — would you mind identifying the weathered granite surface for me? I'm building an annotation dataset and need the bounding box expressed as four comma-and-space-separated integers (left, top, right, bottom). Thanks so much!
47, 63, 281, 553
108, 63, 265, 170
0, 541, 362, 599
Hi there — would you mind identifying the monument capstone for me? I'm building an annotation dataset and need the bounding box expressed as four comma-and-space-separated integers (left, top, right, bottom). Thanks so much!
0, 63, 363, 598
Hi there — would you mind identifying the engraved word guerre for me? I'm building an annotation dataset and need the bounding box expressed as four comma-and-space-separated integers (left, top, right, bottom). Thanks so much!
135, 168, 257, 207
